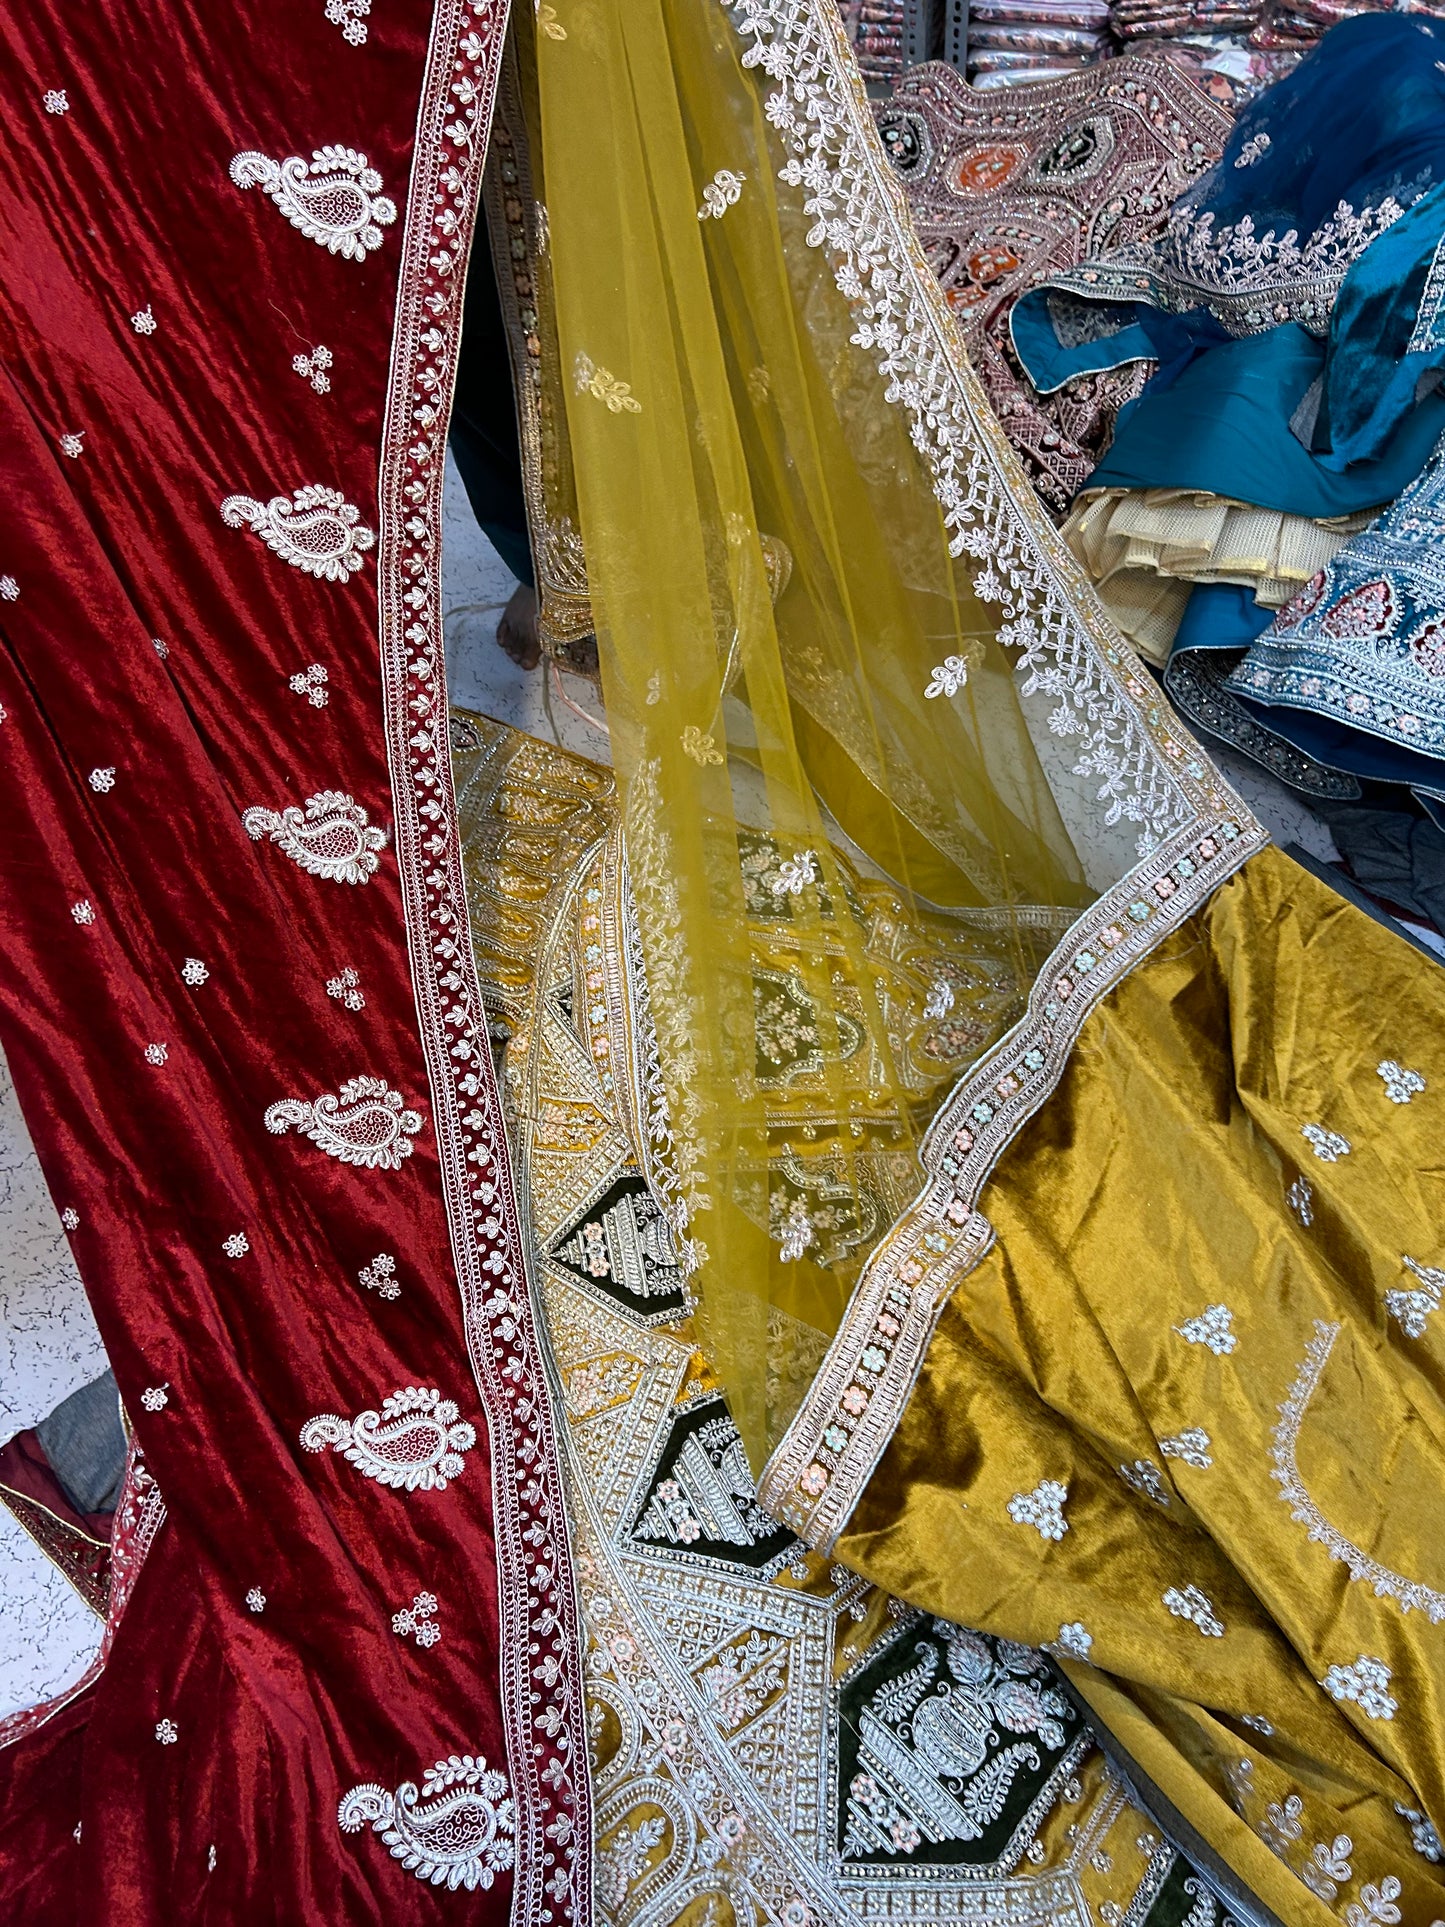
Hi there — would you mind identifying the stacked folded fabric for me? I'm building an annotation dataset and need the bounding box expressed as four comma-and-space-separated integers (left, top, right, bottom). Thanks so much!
1249, 0, 1445, 56
840, 0, 913, 83
965, 0, 1114, 89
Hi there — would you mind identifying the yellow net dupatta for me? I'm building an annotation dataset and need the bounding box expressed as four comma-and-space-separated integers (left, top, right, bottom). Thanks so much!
530, 0, 1264, 1476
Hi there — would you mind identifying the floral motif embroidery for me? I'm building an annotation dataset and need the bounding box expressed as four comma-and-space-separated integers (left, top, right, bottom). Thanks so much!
293, 344, 334, 393
43, 90, 69, 115
924, 652, 976, 699
774, 1198, 813, 1263
1233, 131, 1271, 169
1322, 1655, 1396, 1720
152, 636, 168, 657
1159, 1428, 1212, 1469
301, 1386, 476, 1492
241, 790, 386, 885
680, 726, 723, 766
181, 956, 209, 986
324, 0, 370, 43
1007, 1478, 1069, 1541
59, 432, 84, 459
338, 1752, 514, 1892
1048, 1621, 1092, 1660
228, 146, 397, 261
222, 1233, 250, 1259
245, 1587, 266, 1613
88, 767, 115, 793
1345, 1877, 1403, 1925
1262, 1793, 1303, 1855
922, 979, 955, 1020
220, 485, 375, 582
0, 576, 19, 600
327, 966, 365, 1011
1377, 1059, 1425, 1104
140, 1385, 169, 1412
698, 169, 746, 220
1118, 1458, 1169, 1506
130, 306, 156, 335
155, 1718, 178, 1744
771, 850, 819, 897
264, 1076, 424, 1171
359, 1253, 400, 1300
392, 1591, 441, 1647
1273, 1320, 1445, 1621
1239, 1713, 1273, 1735
1301, 1834, 1354, 1902
60, 1208, 80, 1231
537, 4, 567, 39
1162, 1584, 1223, 1636
1302, 1123, 1350, 1162
1396, 1803, 1442, 1862
1386, 1255, 1443, 1338
143, 1042, 169, 1066
573, 352, 641, 414
70, 901, 95, 926
1287, 1176, 1314, 1225
1174, 1303, 1236, 1355
289, 663, 329, 707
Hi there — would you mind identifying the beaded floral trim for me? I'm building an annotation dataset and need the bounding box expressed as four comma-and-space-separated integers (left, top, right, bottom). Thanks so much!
760, 812, 1265, 1549
370, 2, 591, 1917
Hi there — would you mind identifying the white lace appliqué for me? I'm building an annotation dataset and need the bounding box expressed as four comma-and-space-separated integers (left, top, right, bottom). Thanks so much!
242, 790, 386, 885
923, 653, 975, 699
1159, 1427, 1212, 1469
1302, 1123, 1350, 1163
1377, 1059, 1425, 1104
221, 485, 375, 581
698, 169, 746, 219
1007, 1478, 1069, 1541
338, 1752, 514, 1891
392, 1591, 441, 1647
229, 146, 397, 261
1175, 1303, 1237, 1355
1162, 1584, 1223, 1636
265, 1076, 424, 1171
1322, 1655, 1396, 1721
1386, 1255, 1443, 1338
301, 1386, 476, 1492
771, 850, 819, 897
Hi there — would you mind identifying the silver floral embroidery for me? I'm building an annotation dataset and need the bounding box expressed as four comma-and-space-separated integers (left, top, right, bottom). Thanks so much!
771, 849, 819, 897
246, 1587, 266, 1613
1377, 1059, 1425, 1104
222, 1233, 249, 1258
1006, 1478, 1069, 1541
1233, 131, 1271, 169
70, 901, 94, 926
1159, 1427, 1212, 1469
1396, 1803, 1442, 1862
774, 1198, 813, 1263
1386, 1255, 1443, 1338
220, 484, 375, 581
392, 1590, 441, 1648
1047, 1620, 1092, 1661
1345, 1877, 1403, 1926
1273, 1320, 1445, 1621
264, 1076, 424, 1171
59, 432, 84, 459
1322, 1654, 1396, 1720
922, 979, 955, 1020
241, 790, 386, 885
1302, 1123, 1350, 1162
88, 766, 115, 793
288, 663, 329, 707
130, 306, 156, 335
43, 89, 69, 115
1301, 1834, 1354, 1902
140, 1385, 169, 1412
60, 1208, 80, 1231
1119, 1458, 1170, 1506
359, 1252, 400, 1300
1287, 1176, 1314, 1225
293, 345, 334, 394
324, 0, 371, 44
0, 575, 19, 600
143, 1042, 169, 1066
924, 653, 973, 699
698, 169, 746, 219
337, 1752, 513, 1891
1175, 1303, 1237, 1355
327, 966, 365, 1010
301, 1386, 476, 1492
181, 956, 209, 986
228, 146, 396, 261
155, 1718, 178, 1744
1262, 1792, 1303, 1855
573, 352, 641, 414
1162, 1584, 1223, 1636
1239, 1713, 1273, 1735
152, 636, 168, 657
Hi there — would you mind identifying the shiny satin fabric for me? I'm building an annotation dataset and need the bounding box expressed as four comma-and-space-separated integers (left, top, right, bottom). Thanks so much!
836, 845, 1445, 1924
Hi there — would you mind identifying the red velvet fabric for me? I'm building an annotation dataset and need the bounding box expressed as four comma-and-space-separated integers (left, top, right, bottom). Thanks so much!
0, 3, 587, 1919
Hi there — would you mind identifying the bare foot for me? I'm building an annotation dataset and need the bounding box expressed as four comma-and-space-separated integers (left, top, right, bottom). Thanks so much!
496, 583, 542, 670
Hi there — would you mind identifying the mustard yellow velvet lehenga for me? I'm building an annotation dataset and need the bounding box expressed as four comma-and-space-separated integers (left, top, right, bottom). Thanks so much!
476, 4, 1445, 1920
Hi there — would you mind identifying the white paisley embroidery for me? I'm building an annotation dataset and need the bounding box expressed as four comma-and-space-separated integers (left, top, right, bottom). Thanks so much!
221, 484, 375, 581
301, 1386, 476, 1492
338, 1752, 513, 1891
265, 1076, 424, 1170
241, 790, 386, 885
228, 145, 397, 260
1272, 1320, 1445, 1621
698, 168, 746, 219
